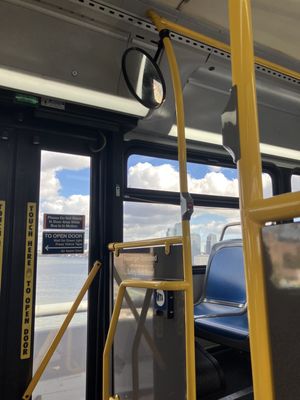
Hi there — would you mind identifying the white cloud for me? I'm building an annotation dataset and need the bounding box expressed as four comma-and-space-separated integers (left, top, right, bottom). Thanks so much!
128, 162, 273, 198
190, 171, 239, 196
128, 162, 180, 192
41, 151, 90, 171
128, 162, 239, 196
124, 202, 180, 240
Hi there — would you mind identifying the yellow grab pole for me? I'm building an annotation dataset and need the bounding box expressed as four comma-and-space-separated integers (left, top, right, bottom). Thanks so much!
228, 1, 274, 399
148, 10, 196, 400
22, 260, 102, 400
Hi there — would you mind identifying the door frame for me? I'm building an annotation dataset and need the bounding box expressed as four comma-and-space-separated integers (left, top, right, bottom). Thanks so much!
0, 95, 132, 400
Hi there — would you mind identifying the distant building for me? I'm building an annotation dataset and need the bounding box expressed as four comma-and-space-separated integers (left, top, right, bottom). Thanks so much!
205, 233, 217, 254
166, 222, 182, 237
166, 223, 201, 264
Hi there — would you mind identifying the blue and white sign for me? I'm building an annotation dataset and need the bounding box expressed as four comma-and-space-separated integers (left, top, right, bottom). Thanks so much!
42, 231, 84, 254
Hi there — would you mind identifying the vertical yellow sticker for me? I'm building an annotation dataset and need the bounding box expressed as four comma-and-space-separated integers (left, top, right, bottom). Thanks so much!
20, 202, 36, 360
0, 200, 5, 292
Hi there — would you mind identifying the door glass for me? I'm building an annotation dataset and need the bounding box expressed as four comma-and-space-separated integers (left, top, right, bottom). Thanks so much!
33, 151, 90, 400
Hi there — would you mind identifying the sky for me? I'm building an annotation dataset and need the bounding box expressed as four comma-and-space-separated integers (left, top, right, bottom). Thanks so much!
38, 151, 298, 256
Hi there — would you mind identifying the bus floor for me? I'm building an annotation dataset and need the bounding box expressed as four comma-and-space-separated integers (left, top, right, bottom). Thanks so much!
196, 339, 253, 400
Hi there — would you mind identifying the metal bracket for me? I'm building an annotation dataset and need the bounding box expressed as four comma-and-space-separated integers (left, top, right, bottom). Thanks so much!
221, 85, 240, 163
180, 192, 194, 221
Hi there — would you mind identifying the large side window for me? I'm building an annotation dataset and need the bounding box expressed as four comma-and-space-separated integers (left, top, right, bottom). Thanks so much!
128, 155, 273, 198
125, 154, 273, 265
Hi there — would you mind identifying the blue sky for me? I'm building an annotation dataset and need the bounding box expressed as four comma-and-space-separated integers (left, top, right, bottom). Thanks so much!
57, 168, 90, 197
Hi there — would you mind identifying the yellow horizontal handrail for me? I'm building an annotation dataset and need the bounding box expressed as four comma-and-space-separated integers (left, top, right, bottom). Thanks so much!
249, 192, 300, 223
108, 236, 182, 255
23, 260, 102, 400
148, 10, 300, 82
121, 279, 189, 291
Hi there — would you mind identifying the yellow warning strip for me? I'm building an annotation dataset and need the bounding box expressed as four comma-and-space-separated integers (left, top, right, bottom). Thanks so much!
0, 200, 5, 292
20, 202, 37, 360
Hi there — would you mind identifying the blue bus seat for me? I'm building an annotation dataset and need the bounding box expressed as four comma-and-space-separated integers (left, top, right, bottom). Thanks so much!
194, 240, 249, 350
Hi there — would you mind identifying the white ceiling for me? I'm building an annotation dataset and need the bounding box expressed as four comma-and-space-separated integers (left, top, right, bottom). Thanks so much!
150, 0, 300, 62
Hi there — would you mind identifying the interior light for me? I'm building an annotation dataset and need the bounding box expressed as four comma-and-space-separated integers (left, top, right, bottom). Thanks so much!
259, 143, 300, 160
0, 67, 148, 117
168, 125, 222, 145
169, 125, 300, 160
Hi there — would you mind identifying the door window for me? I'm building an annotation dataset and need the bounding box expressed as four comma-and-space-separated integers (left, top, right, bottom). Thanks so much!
33, 150, 91, 400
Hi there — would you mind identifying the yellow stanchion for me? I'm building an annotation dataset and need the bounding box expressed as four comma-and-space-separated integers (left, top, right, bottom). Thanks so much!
22, 260, 102, 400
228, 1, 274, 399
148, 10, 197, 400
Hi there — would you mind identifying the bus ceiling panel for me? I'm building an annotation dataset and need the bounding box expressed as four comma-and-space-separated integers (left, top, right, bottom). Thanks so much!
132, 50, 300, 147
180, 62, 300, 152
258, 105, 300, 152
150, 0, 300, 70
192, 54, 300, 116
0, 1, 131, 99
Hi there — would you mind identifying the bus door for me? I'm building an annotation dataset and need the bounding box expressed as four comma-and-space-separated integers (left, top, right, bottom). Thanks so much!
0, 111, 104, 400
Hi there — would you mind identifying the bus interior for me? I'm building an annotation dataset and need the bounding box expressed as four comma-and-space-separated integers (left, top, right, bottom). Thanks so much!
0, 1, 299, 400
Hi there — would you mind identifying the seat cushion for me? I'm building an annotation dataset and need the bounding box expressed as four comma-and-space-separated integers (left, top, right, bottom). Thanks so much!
194, 302, 248, 342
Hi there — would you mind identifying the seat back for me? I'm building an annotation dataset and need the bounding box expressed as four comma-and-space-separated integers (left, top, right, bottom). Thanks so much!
203, 240, 245, 306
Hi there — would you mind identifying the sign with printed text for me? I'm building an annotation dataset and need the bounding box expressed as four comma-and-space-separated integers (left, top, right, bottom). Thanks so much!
43, 214, 85, 230
42, 231, 84, 254
21, 202, 36, 359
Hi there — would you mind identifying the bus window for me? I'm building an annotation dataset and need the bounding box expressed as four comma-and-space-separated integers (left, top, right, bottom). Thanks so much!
127, 154, 239, 196
127, 154, 273, 198
126, 154, 273, 265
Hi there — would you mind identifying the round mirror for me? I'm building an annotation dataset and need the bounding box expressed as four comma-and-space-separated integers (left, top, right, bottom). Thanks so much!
122, 47, 166, 109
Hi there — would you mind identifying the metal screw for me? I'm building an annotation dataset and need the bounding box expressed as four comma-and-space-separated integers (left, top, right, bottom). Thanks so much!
71, 70, 78, 77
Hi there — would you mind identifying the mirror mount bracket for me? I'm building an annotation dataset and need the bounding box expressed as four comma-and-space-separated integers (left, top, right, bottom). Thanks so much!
154, 29, 170, 62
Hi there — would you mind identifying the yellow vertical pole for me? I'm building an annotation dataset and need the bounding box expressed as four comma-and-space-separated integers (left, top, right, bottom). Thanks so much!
228, 1, 274, 399
148, 11, 196, 400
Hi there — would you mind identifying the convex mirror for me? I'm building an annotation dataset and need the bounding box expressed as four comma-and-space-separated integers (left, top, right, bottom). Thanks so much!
122, 47, 166, 109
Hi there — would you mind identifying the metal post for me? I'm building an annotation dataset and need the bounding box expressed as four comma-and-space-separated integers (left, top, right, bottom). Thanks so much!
228, 1, 274, 398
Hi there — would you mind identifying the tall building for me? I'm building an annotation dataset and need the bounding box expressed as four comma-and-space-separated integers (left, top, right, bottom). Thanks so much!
166, 222, 201, 263
205, 233, 217, 254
